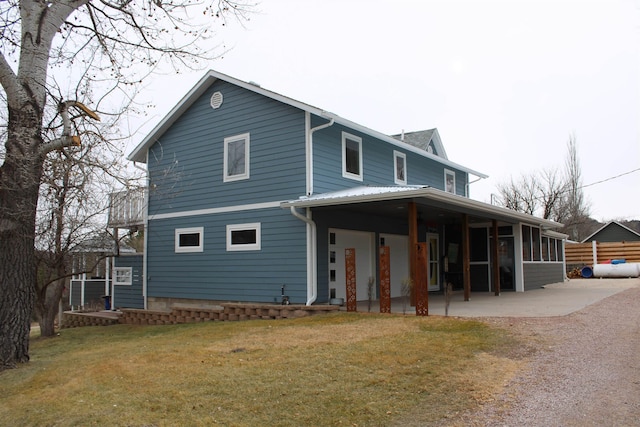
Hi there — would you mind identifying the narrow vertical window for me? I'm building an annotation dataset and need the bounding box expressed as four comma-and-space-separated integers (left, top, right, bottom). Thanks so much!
522, 225, 531, 261
393, 151, 407, 185
342, 132, 362, 181
444, 169, 456, 194
224, 133, 250, 181
532, 227, 541, 261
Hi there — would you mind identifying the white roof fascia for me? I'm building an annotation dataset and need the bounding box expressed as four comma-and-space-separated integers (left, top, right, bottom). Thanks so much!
128, 71, 489, 179
322, 112, 487, 179
429, 129, 448, 160
282, 186, 562, 230
128, 70, 327, 163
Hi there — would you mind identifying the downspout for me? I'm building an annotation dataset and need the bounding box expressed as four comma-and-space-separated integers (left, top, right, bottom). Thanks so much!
292, 113, 334, 305
134, 160, 149, 309
290, 206, 318, 305
306, 112, 334, 196
465, 175, 484, 198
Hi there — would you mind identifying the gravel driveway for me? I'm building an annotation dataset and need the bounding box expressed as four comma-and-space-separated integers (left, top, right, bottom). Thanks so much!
448, 283, 640, 426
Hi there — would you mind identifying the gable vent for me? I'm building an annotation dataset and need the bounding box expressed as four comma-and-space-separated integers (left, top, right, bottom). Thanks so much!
210, 91, 223, 109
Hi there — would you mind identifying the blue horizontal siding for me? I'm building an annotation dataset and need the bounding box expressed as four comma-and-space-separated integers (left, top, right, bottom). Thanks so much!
114, 254, 144, 309
147, 80, 307, 216
146, 207, 309, 304
310, 117, 468, 194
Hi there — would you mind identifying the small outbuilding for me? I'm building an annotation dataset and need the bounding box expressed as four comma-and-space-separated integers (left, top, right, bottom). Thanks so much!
581, 221, 640, 243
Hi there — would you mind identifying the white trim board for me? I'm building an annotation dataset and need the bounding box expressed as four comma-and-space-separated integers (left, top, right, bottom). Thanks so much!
150, 201, 282, 220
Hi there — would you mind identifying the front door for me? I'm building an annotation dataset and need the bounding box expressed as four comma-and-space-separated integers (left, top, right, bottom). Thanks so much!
328, 229, 374, 302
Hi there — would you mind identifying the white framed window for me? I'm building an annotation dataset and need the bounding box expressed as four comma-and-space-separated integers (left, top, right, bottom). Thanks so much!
444, 169, 456, 194
175, 227, 204, 253
113, 267, 132, 286
393, 150, 407, 185
224, 133, 250, 182
227, 223, 261, 251
342, 132, 363, 181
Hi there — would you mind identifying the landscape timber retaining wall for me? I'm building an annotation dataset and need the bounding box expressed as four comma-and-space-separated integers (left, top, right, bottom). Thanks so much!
119, 303, 340, 326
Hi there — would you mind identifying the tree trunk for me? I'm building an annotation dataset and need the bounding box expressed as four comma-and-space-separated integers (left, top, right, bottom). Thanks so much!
37, 279, 66, 337
0, 100, 44, 370
0, 212, 37, 369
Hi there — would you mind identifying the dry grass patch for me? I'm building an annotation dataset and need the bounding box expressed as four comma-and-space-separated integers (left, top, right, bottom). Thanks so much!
1, 313, 524, 426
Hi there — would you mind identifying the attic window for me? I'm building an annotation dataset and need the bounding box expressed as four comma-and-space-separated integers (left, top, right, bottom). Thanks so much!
210, 91, 223, 109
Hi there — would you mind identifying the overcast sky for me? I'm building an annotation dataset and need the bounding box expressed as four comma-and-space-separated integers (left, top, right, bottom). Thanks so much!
131, 0, 640, 221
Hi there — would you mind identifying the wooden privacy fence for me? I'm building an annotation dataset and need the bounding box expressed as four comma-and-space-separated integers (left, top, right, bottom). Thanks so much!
565, 241, 640, 266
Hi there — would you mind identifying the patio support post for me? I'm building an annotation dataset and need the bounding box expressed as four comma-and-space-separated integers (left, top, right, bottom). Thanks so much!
408, 202, 418, 305
462, 214, 471, 301
492, 220, 501, 296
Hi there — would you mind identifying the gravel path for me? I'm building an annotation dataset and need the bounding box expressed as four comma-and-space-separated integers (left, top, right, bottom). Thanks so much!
450, 285, 640, 426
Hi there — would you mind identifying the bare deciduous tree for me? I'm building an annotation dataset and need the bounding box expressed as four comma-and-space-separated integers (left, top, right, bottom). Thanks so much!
0, 0, 250, 370
496, 134, 590, 239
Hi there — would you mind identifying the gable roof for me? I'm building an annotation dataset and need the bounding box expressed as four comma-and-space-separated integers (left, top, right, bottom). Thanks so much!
391, 129, 448, 159
128, 70, 487, 179
581, 221, 640, 243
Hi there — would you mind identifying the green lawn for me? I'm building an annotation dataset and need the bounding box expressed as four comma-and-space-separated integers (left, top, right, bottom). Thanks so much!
1, 313, 522, 426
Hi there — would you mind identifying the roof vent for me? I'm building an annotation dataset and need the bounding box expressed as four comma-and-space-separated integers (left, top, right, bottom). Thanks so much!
248, 81, 261, 87
210, 91, 223, 109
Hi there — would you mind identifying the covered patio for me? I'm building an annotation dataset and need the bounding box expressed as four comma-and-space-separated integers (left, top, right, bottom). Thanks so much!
283, 186, 566, 315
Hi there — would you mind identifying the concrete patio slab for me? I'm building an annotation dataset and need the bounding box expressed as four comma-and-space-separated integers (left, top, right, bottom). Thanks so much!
355, 278, 640, 318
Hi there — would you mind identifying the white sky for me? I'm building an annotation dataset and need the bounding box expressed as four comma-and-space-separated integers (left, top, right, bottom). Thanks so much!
130, 0, 640, 221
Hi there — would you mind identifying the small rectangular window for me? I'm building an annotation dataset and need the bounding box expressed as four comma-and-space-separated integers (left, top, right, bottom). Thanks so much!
113, 267, 132, 286
224, 133, 250, 182
444, 169, 456, 194
393, 151, 407, 185
175, 227, 204, 253
342, 132, 363, 181
227, 223, 261, 251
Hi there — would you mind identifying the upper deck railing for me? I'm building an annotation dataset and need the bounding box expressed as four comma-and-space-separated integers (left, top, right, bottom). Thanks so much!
108, 188, 146, 228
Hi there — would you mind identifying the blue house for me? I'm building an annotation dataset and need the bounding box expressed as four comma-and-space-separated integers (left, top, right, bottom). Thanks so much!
115, 70, 567, 313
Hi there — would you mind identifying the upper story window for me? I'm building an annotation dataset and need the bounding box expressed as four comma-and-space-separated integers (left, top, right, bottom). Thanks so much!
393, 151, 407, 185
444, 169, 456, 194
175, 227, 204, 253
224, 133, 250, 182
342, 132, 362, 181
227, 223, 261, 251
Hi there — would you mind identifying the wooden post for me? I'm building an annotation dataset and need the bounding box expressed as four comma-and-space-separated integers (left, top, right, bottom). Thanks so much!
462, 214, 471, 301
345, 248, 357, 312
408, 202, 418, 306
492, 220, 501, 296
415, 242, 428, 316
379, 246, 391, 313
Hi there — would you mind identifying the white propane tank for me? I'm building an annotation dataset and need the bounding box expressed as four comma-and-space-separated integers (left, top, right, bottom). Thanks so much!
592, 263, 640, 278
